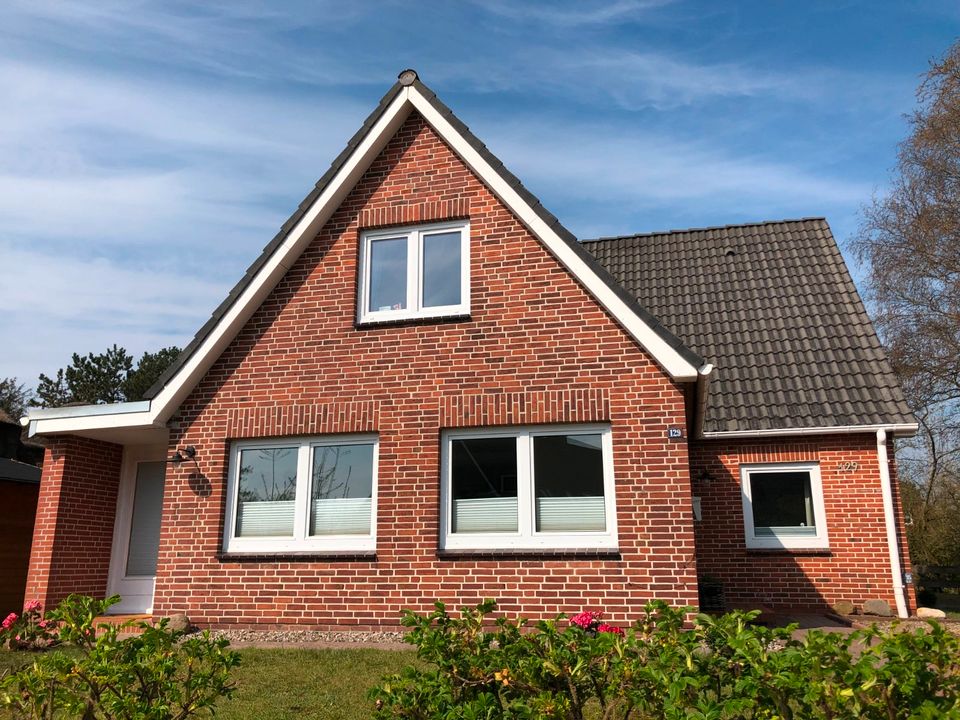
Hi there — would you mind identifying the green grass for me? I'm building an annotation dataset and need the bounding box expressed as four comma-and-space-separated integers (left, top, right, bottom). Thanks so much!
218, 648, 416, 720
0, 646, 416, 720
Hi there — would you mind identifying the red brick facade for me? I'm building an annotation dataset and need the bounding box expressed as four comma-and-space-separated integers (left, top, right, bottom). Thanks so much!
25, 437, 122, 609
24, 109, 914, 628
690, 434, 915, 613
149, 111, 698, 629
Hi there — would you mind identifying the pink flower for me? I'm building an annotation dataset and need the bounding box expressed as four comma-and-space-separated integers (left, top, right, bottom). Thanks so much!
2, 612, 17, 630
24, 600, 42, 613
569, 611, 601, 630
38, 620, 48, 629
597, 623, 624, 636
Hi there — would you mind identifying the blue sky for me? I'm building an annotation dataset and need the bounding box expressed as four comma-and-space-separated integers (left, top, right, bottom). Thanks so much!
2, 0, 957, 388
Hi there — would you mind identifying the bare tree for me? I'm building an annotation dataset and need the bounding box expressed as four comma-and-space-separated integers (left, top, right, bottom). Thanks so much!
854, 41, 960, 566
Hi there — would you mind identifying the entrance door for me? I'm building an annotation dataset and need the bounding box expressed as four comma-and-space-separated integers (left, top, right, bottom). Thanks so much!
107, 448, 167, 614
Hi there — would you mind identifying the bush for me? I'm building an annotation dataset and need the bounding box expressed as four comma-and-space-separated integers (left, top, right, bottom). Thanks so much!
1, 599, 58, 650
917, 588, 938, 608
370, 599, 960, 719
0, 595, 240, 720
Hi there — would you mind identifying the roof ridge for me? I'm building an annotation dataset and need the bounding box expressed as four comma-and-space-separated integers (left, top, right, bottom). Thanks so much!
581, 217, 828, 244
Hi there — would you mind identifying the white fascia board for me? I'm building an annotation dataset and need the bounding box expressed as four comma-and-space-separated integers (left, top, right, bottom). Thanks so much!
23, 401, 156, 437
701, 423, 919, 440
406, 88, 699, 381
147, 92, 415, 424
25, 400, 151, 421
28, 411, 157, 438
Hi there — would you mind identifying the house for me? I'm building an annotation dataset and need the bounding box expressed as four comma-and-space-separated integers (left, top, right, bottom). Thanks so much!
22, 70, 917, 628
0, 410, 42, 616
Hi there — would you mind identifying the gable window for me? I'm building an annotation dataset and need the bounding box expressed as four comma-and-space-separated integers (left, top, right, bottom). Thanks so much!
223, 435, 377, 554
358, 220, 470, 323
740, 462, 829, 550
440, 425, 618, 550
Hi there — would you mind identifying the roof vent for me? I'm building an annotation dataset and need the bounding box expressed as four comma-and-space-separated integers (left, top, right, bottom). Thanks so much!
398, 69, 418, 86
724, 247, 737, 258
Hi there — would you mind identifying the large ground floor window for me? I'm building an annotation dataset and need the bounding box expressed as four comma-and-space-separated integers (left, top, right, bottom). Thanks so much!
223, 435, 377, 554
440, 424, 618, 550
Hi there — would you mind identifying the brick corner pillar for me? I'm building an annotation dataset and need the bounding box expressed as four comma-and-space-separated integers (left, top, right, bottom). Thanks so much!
25, 436, 124, 610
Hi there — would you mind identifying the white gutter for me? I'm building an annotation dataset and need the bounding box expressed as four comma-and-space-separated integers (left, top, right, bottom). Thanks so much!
876, 428, 909, 618
693, 363, 714, 439
702, 423, 919, 439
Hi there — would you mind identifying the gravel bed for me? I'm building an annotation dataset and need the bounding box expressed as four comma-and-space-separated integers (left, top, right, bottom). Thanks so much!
186, 628, 408, 647
853, 617, 960, 637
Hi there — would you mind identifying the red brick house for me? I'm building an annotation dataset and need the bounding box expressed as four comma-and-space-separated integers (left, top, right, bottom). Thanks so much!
22, 70, 917, 628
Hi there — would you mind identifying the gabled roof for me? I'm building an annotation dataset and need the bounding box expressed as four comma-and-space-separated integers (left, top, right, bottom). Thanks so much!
142, 71, 703, 406
584, 219, 916, 435
27, 69, 705, 440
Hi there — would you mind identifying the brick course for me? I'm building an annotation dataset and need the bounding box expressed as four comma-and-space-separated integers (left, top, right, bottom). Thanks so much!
690, 434, 914, 613
151, 111, 698, 629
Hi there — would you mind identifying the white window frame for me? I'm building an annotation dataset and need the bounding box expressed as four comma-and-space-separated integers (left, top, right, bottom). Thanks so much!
223, 434, 378, 554
357, 220, 470, 324
740, 462, 829, 550
440, 424, 618, 551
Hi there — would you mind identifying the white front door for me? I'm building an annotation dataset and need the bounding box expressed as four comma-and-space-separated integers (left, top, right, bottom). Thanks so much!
107, 446, 167, 614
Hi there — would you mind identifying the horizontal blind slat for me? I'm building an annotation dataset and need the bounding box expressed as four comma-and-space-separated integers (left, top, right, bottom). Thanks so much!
536, 496, 606, 532
453, 497, 518, 533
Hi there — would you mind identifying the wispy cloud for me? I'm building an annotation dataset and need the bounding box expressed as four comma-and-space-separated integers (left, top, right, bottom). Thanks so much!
472, 0, 677, 27
4, 0, 382, 85
0, 243, 227, 381
0, 58, 368, 255
477, 118, 872, 237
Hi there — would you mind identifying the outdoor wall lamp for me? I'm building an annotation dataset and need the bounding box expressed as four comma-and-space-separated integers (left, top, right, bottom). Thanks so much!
169, 445, 202, 474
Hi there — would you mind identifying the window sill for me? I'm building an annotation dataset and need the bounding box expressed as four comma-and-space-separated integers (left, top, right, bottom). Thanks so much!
437, 548, 621, 561
217, 551, 377, 563
744, 548, 832, 557
355, 313, 470, 330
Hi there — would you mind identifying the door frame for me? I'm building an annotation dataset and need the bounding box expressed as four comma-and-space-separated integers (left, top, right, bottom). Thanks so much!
106, 444, 168, 614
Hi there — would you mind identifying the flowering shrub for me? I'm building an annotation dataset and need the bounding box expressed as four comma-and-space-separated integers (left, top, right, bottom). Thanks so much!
0, 600, 58, 651
370, 599, 960, 719
0, 594, 240, 720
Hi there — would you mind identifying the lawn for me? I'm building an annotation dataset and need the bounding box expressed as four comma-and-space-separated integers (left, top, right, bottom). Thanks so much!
0, 646, 417, 720
218, 648, 416, 720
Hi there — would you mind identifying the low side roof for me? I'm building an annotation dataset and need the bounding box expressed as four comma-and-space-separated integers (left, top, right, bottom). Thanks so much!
584, 218, 916, 434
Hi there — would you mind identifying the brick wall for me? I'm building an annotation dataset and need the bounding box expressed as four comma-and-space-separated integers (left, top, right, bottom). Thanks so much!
0, 480, 39, 616
151, 111, 699, 629
690, 434, 915, 613
25, 437, 123, 609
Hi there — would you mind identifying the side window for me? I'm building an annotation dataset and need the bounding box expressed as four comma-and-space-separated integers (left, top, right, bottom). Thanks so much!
740, 463, 829, 550
358, 221, 470, 323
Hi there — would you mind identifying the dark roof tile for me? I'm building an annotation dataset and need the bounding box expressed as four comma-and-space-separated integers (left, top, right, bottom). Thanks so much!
583, 218, 915, 433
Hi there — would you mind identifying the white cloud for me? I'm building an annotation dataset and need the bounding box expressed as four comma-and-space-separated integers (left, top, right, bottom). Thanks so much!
472, 0, 677, 26
0, 243, 228, 381
477, 118, 872, 235
0, 59, 369, 250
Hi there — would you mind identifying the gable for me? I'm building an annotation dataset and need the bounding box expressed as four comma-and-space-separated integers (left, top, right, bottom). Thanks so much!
27, 69, 704, 439
179, 111, 680, 418
141, 74, 702, 421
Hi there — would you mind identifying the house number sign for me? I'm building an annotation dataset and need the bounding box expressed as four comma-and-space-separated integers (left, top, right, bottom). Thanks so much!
667, 427, 684, 440
837, 461, 860, 472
